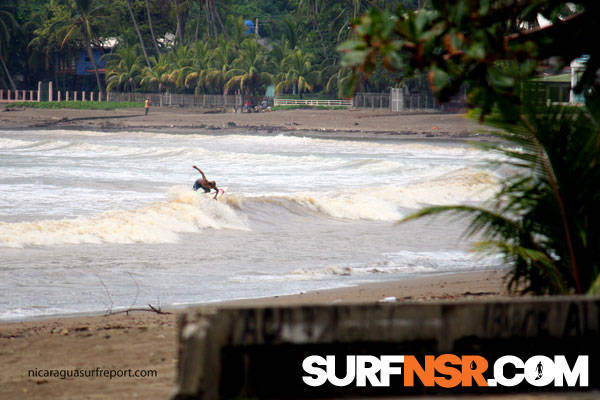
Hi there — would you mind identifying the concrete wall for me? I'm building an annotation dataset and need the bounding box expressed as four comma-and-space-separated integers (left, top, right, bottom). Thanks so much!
173, 297, 599, 399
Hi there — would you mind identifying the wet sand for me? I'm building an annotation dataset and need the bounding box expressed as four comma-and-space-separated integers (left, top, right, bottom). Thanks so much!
0, 107, 489, 140
0, 270, 510, 399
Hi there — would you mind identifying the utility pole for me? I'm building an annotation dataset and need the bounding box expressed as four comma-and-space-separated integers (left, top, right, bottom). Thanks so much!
255, 17, 259, 38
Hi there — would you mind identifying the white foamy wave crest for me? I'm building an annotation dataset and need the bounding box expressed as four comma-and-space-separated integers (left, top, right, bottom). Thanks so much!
228, 251, 503, 284
290, 193, 402, 220
378, 167, 499, 208
239, 168, 497, 221
60, 142, 202, 158
0, 186, 248, 248
228, 266, 356, 283
370, 250, 504, 273
249, 191, 403, 221
0, 138, 34, 149
1, 139, 72, 152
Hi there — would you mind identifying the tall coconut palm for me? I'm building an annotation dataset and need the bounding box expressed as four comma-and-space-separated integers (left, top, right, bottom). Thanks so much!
325, 66, 355, 98
144, 0, 160, 55
104, 45, 143, 93
0, 3, 18, 91
275, 49, 319, 98
140, 53, 170, 94
181, 41, 211, 93
269, 38, 292, 71
58, 0, 105, 95
126, 0, 151, 69
297, 0, 327, 58
202, 40, 236, 94
173, 0, 194, 44
225, 39, 273, 96
165, 44, 194, 90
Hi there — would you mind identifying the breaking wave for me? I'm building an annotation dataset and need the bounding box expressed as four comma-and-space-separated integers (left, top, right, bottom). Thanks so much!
229, 167, 499, 221
0, 187, 248, 248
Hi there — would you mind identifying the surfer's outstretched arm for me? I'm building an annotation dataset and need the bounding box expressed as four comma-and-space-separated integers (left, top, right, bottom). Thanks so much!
193, 165, 207, 180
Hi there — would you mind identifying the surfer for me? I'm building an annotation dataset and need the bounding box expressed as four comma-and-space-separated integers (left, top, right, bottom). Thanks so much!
192, 166, 220, 199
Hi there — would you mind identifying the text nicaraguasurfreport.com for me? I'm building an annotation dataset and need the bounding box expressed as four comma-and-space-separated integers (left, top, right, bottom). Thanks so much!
28, 367, 158, 380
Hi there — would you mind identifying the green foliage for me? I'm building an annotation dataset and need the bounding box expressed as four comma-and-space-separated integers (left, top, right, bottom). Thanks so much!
403, 97, 600, 294
225, 38, 273, 96
5, 101, 142, 109
104, 45, 143, 92
344, 1, 600, 294
342, 1, 598, 118
3, 0, 408, 95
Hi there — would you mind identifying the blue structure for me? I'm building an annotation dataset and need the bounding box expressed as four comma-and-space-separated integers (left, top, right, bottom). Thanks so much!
244, 19, 254, 34
76, 49, 106, 76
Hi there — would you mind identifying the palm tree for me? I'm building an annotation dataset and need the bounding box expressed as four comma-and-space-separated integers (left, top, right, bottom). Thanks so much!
140, 53, 170, 94
402, 95, 600, 295
198, 0, 228, 39
225, 39, 273, 96
144, 0, 160, 55
325, 66, 354, 98
58, 0, 105, 95
104, 45, 143, 94
275, 49, 319, 98
182, 41, 211, 94
126, 0, 151, 69
279, 17, 298, 50
297, 0, 328, 58
226, 16, 248, 48
269, 38, 292, 71
199, 39, 235, 94
165, 44, 194, 90
0, 3, 18, 91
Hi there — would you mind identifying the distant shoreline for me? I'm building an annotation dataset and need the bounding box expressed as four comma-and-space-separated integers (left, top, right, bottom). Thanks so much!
1, 107, 494, 141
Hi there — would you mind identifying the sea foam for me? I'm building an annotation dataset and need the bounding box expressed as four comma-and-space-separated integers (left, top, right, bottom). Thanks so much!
0, 186, 248, 248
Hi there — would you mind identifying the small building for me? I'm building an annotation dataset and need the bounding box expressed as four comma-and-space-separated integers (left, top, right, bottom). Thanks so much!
244, 20, 254, 34
570, 55, 589, 104
75, 49, 106, 76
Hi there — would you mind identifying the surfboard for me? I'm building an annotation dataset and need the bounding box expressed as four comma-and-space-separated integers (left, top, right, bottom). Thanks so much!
196, 187, 227, 198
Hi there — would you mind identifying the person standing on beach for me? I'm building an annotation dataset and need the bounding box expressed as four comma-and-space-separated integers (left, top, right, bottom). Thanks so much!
144, 98, 150, 115
192, 166, 220, 199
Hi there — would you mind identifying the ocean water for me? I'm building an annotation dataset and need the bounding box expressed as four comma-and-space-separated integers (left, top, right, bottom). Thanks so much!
0, 129, 504, 320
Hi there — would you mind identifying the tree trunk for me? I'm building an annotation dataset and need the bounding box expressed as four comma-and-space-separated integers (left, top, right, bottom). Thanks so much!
312, 1, 328, 59
83, 36, 103, 96
174, 0, 186, 44
195, 0, 203, 42
209, 0, 228, 39
127, 0, 152, 68
145, 0, 161, 55
204, 0, 213, 38
0, 43, 18, 91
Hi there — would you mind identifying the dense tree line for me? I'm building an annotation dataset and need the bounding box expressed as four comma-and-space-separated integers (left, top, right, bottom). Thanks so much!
0, 0, 416, 97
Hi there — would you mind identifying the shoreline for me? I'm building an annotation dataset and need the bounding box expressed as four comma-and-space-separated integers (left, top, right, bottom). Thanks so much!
0, 269, 510, 325
0, 107, 495, 141
0, 269, 511, 399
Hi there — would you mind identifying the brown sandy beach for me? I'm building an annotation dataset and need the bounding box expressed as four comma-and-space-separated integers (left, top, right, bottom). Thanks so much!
0, 270, 510, 400
0, 106, 487, 139
0, 107, 507, 399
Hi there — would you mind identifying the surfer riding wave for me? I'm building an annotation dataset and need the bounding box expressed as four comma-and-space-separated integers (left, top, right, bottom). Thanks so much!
193, 165, 222, 199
